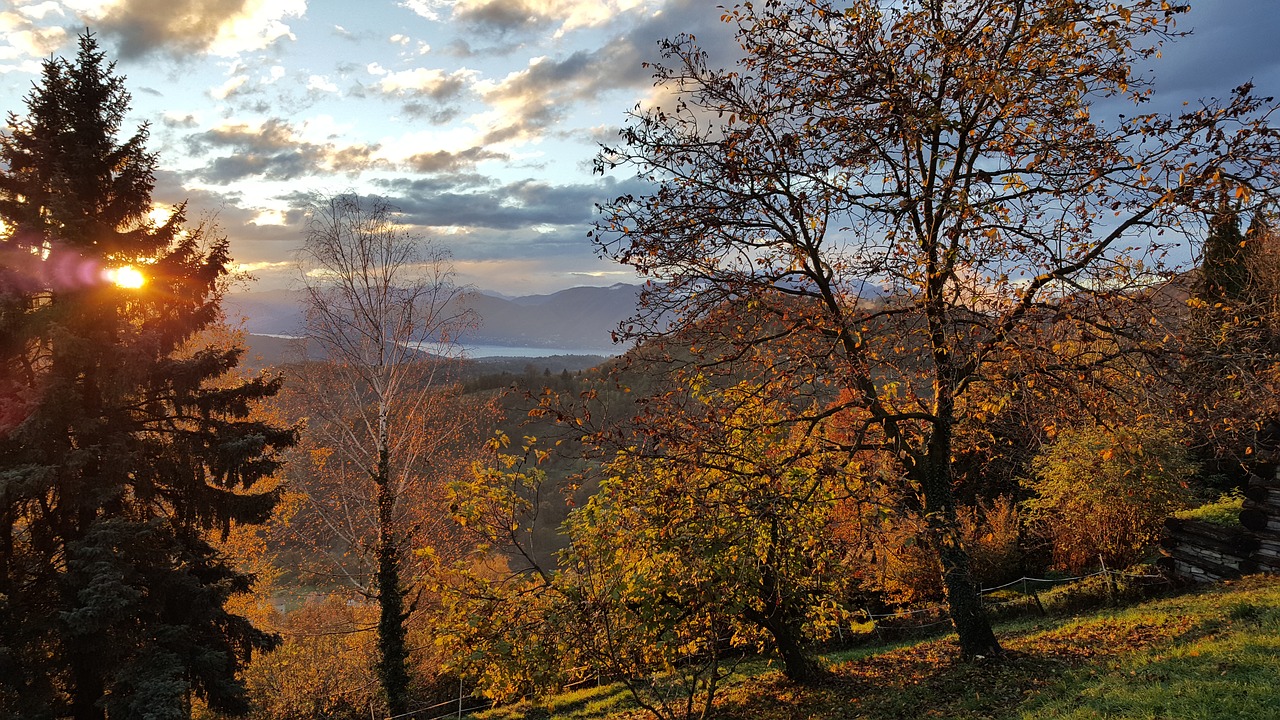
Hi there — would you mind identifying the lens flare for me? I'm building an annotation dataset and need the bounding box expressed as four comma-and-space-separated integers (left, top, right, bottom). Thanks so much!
110, 265, 146, 289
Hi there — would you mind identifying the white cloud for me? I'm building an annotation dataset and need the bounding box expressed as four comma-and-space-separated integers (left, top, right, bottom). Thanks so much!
205, 0, 306, 57
15, 2, 65, 20
249, 209, 287, 226
0, 10, 66, 73
375, 66, 477, 102
400, 0, 448, 22
78, 0, 306, 59
306, 74, 338, 93
211, 74, 247, 100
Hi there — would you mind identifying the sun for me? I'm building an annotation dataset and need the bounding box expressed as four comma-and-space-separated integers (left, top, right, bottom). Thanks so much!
110, 265, 146, 289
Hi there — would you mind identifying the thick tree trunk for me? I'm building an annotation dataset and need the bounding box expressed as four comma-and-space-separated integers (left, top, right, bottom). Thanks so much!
745, 540, 826, 684
374, 442, 410, 717
743, 606, 824, 682
916, 425, 1002, 659
69, 648, 106, 720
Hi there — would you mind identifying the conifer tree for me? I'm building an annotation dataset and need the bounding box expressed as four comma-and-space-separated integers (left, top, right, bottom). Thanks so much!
1202, 201, 1250, 304
0, 32, 295, 719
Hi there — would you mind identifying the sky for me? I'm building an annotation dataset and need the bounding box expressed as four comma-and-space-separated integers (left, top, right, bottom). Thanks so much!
1, 0, 1278, 296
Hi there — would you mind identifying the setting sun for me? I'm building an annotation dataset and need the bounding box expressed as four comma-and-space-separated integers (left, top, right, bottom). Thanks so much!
110, 265, 146, 289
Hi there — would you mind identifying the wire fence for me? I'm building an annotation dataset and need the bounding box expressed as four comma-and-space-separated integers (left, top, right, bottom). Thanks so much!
380, 567, 1171, 719
855, 567, 1167, 625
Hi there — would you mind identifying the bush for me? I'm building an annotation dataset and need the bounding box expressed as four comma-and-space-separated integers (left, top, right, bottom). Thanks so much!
1174, 490, 1245, 527
961, 496, 1024, 588
239, 596, 379, 720
862, 496, 1023, 605
1025, 423, 1195, 574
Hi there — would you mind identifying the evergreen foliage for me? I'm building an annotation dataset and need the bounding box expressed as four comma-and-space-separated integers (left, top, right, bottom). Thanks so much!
1201, 203, 1251, 304
0, 32, 295, 719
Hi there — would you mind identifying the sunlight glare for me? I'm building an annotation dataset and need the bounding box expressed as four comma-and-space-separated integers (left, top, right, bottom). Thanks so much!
111, 265, 146, 289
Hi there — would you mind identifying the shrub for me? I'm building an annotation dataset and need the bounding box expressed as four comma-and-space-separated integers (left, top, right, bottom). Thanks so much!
1025, 423, 1195, 574
1174, 490, 1245, 527
240, 596, 379, 720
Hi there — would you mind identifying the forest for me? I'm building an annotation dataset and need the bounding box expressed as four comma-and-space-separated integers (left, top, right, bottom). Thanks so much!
3, 1, 1280, 719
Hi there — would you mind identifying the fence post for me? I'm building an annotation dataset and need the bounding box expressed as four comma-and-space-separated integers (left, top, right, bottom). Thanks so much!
1099, 555, 1116, 605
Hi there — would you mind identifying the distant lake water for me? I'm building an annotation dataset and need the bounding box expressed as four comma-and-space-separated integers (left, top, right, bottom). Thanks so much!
412, 341, 620, 359
461, 344, 618, 359
251, 334, 619, 359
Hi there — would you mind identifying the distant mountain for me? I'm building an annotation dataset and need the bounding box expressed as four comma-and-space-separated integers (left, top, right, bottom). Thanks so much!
222, 283, 642, 353
462, 284, 642, 350
222, 289, 306, 337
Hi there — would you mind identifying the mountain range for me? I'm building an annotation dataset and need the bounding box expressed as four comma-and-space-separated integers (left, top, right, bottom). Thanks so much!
222, 283, 643, 355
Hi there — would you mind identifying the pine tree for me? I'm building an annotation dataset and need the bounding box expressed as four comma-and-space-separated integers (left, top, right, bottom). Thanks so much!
1202, 200, 1250, 304
0, 32, 295, 719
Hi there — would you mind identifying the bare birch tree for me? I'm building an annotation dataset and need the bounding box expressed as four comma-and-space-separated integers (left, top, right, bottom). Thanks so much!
295, 193, 476, 716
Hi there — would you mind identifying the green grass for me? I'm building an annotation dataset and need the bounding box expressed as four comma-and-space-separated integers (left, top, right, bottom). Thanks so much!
475, 574, 1280, 719
1174, 491, 1245, 527
478, 682, 638, 720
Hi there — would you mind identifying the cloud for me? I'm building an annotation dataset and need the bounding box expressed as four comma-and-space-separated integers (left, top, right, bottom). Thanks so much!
161, 111, 199, 128
460, 0, 736, 145
449, 0, 656, 36
185, 118, 388, 184
365, 62, 477, 122
92, 0, 306, 59
1148, 4, 1280, 103
406, 146, 508, 173
475, 44, 649, 143
371, 64, 476, 101
0, 10, 67, 73
400, 0, 448, 22
306, 74, 338, 93
211, 75, 248, 100
373, 175, 648, 231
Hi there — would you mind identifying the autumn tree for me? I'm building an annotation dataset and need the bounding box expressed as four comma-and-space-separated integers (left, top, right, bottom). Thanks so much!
1178, 206, 1280, 479
295, 194, 475, 717
1025, 421, 1195, 573
566, 382, 855, 685
0, 32, 295, 718
595, 0, 1280, 658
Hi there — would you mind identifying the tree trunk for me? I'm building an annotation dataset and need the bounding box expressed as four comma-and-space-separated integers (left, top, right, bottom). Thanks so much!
772, 618, 825, 683
745, 543, 826, 684
374, 442, 410, 717
69, 647, 106, 720
916, 425, 1002, 659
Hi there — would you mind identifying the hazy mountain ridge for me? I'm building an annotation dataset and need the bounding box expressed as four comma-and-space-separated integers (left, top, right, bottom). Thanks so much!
223, 283, 642, 351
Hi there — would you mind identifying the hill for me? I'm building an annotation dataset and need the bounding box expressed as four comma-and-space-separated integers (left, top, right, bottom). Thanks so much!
470, 574, 1280, 720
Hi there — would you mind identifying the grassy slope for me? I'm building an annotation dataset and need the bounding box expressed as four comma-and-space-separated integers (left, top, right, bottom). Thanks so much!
479, 574, 1280, 720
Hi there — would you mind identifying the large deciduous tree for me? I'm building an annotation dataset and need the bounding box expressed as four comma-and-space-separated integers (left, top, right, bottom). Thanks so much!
595, 0, 1280, 658
0, 32, 295, 718
295, 194, 475, 717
